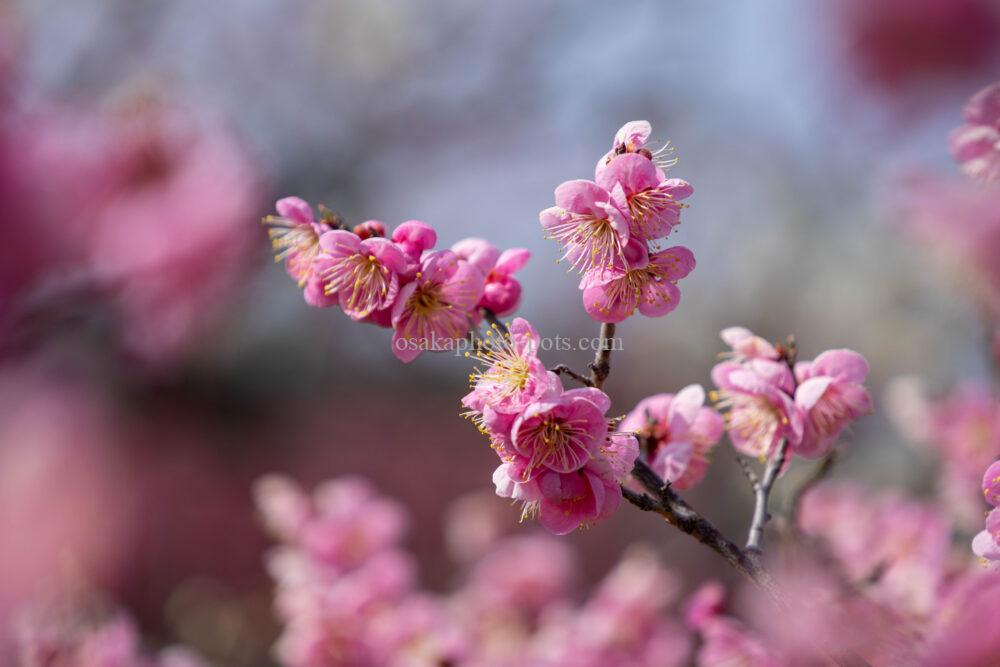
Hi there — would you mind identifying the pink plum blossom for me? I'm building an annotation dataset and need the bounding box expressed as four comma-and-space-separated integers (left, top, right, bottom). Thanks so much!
391, 220, 438, 262
510, 387, 611, 478
390, 250, 484, 363
581, 245, 695, 323
540, 179, 630, 275
533, 464, 623, 535
352, 219, 386, 239
596, 152, 692, 242
462, 318, 554, 417
254, 475, 407, 574
451, 238, 531, 316
972, 528, 1000, 569
620, 385, 723, 489
719, 326, 781, 360
264, 197, 331, 290
313, 230, 407, 319
984, 459, 1000, 506
793, 349, 872, 458
711, 358, 803, 460
950, 82, 1000, 183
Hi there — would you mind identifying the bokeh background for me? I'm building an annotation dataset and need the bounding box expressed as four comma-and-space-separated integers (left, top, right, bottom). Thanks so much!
2, 0, 999, 665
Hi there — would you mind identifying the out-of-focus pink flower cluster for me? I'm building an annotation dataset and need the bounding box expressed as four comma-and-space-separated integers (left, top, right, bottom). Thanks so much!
265, 198, 529, 363
539, 121, 695, 323
15, 600, 211, 667
461, 318, 638, 534
711, 327, 872, 463
887, 379, 1000, 529
0, 56, 261, 364
897, 82, 1000, 330
256, 476, 693, 667
677, 480, 1000, 666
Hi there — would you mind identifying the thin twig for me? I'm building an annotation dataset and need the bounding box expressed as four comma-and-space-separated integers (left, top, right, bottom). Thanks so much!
746, 438, 790, 555
734, 455, 761, 489
549, 364, 594, 387
589, 322, 616, 389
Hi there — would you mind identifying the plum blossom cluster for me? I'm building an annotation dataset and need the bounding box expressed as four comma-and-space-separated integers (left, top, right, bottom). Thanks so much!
15, 603, 211, 667
711, 327, 872, 463
255, 477, 693, 667
461, 318, 638, 534
540, 121, 695, 323
264, 198, 529, 362
974, 458, 1000, 568
887, 379, 1000, 528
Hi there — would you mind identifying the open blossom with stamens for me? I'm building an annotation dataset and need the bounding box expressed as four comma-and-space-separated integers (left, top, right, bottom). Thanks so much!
390, 250, 484, 363
597, 152, 692, 243
313, 230, 407, 320
462, 318, 554, 417
621, 385, 723, 489
711, 358, 803, 460
451, 238, 531, 316
540, 179, 630, 275
595, 120, 679, 185
511, 387, 611, 479
582, 244, 695, 323
262, 197, 332, 289
950, 82, 1000, 183
793, 349, 872, 458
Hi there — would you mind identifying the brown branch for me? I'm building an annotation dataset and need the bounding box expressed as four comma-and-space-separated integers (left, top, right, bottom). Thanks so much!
588, 322, 616, 388
549, 364, 594, 387
626, 459, 777, 596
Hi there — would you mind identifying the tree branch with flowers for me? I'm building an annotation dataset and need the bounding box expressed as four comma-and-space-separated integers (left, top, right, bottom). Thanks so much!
262, 119, 873, 599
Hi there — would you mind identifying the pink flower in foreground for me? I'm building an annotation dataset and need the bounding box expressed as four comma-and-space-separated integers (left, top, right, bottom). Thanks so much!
391, 220, 437, 262
390, 250, 484, 363
621, 385, 723, 489
462, 318, 553, 417
511, 388, 611, 478
712, 358, 802, 460
984, 459, 1000, 506
534, 465, 623, 535
973, 527, 1000, 569
595, 120, 680, 188
793, 349, 872, 458
313, 230, 407, 319
492, 429, 635, 536
950, 82, 1000, 183
540, 179, 630, 275
597, 152, 692, 242
581, 245, 695, 323
263, 197, 330, 288
451, 238, 531, 316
